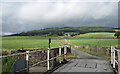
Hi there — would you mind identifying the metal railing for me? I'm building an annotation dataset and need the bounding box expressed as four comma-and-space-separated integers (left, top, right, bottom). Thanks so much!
111, 46, 120, 74
1, 45, 71, 73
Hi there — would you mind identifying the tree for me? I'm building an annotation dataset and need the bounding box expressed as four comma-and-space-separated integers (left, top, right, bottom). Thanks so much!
54, 31, 64, 36
65, 34, 68, 36
48, 31, 64, 36
69, 32, 79, 37
114, 31, 120, 38
70, 33, 75, 37
48, 32, 54, 36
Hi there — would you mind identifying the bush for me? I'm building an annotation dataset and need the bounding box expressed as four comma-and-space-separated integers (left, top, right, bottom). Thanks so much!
114, 31, 120, 38
70, 32, 79, 37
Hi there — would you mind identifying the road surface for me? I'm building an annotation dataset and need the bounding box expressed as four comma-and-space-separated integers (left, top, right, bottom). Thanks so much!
54, 47, 114, 73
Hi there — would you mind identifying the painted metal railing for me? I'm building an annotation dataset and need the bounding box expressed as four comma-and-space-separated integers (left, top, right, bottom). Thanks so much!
1, 45, 71, 73
111, 46, 120, 74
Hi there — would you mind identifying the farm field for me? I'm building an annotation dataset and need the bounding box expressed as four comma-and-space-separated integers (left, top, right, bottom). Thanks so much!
77, 32, 115, 38
69, 39, 118, 46
65, 32, 115, 39
2, 32, 119, 49
2, 36, 62, 49
66, 32, 119, 46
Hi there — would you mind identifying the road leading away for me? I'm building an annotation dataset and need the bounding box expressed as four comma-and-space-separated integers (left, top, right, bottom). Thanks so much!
53, 47, 114, 73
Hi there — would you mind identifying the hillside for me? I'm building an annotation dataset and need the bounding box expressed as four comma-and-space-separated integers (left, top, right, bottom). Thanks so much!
10, 26, 116, 36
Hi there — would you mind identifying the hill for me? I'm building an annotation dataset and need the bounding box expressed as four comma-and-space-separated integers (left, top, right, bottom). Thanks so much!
9, 26, 116, 36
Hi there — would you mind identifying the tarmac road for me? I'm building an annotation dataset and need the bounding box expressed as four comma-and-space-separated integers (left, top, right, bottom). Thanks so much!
53, 47, 114, 73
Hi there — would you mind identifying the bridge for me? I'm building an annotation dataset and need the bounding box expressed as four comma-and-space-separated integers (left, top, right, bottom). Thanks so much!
1, 45, 120, 74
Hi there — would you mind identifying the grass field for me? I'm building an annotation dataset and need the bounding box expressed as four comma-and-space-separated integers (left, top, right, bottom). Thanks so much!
2, 36, 61, 49
66, 32, 118, 46
77, 32, 115, 38
2, 32, 119, 49
69, 39, 118, 46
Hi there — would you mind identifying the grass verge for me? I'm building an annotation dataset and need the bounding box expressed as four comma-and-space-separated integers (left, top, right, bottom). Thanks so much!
73, 46, 110, 61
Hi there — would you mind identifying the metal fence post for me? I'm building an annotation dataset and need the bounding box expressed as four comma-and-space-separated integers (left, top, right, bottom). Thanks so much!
47, 48, 50, 70
113, 48, 115, 68
59, 46, 62, 63
118, 51, 120, 74
64, 45, 67, 60
26, 51, 29, 73
111, 46, 113, 64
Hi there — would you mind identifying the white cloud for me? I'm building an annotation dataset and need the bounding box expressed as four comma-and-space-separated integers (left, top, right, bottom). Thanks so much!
1, 0, 118, 35
16, 2, 117, 22
2, 32, 15, 35
1, 0, 120, 2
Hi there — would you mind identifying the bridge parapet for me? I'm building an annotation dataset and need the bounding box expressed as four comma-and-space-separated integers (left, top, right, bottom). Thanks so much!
1, 46, 71, 73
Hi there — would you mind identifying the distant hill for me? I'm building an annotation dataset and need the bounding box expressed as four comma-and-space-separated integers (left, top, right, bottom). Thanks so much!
10, 26, 116, 36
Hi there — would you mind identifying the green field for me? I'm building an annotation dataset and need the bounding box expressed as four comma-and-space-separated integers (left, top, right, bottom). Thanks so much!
69, 39, 118, 46
66, 32, 119, 46
2, 36, 61, 49
77, 32, 115, 38
2, 32, 119, 49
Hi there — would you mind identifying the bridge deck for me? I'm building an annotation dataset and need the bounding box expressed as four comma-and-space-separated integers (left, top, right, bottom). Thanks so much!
29, 47, 114, 73
54, 59, 113, 72
54, 47, 114, 72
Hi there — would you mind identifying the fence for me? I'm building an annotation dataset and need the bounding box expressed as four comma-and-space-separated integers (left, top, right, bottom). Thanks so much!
1, 45, 71, 73
74, 45, 111, 55
74, 45, 120, 73
111, 46, 120, 74
86, 46, 120, 73
2, 44, 119, 73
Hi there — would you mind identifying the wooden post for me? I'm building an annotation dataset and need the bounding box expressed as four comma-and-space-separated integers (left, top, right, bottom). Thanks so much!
113, 48, 115, 68
118, 51, 120, 74
59, 46, 62, 63
47, 48, 50, 70
111, 46, 113, 64
26, 51, 29, 73
64, 45, 67, 60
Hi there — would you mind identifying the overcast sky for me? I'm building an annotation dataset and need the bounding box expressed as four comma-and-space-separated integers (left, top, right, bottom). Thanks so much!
1, 0, 119, 35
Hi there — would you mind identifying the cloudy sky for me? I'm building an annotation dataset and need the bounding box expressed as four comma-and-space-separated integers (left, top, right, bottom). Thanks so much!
0, 0, 119, 35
